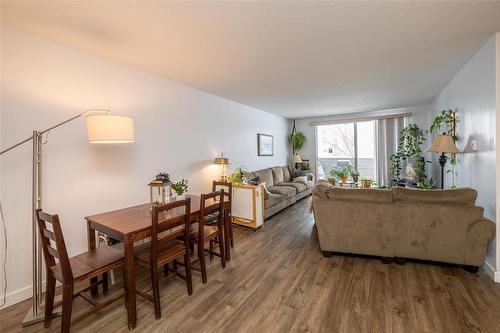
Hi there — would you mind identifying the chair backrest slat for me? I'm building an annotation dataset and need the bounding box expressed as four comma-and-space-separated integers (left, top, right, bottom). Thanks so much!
43, 228, 56, 241
150, 198, 191, 264
36, 209, 72, 282
47, 246, 59, 258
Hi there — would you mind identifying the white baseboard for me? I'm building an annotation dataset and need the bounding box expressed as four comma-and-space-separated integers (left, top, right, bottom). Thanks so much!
0, 280, 47, 310
483, 260, 500, 283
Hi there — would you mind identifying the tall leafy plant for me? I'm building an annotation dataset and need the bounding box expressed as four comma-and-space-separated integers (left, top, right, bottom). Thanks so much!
429, 109, 458, 188
390, 123, 430, 183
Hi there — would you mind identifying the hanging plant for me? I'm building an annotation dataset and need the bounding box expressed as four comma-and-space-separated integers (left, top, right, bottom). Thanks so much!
290, 132, 306, 152
429, 109, 457, 188
289, 119, 307, 154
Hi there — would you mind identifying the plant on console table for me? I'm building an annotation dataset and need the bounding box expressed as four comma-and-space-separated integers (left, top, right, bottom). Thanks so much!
227, 166, 246, 186
172, 178, 188, 198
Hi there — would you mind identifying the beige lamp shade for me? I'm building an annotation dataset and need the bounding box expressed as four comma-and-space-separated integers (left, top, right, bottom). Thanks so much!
425, 135, 460, 153
214, 153, 230, 165
292, 153, 303, 163
86, 114, 135, 143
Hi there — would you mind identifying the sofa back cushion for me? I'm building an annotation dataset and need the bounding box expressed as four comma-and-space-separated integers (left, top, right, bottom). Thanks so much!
271, 167, 284, 184
326, 187, 392, 203
391, 187, 477, 206
242, 171, 256, 183
282, 166, 292, 182
254, 168, 274, 187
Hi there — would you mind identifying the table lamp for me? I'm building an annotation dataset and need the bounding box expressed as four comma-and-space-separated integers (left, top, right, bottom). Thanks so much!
214, 153, 230, 181
425, 134, 460, 189
292, 152, 303, 169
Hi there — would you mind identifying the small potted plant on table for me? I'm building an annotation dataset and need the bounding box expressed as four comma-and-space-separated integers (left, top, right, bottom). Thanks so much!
172, 178, 188, 199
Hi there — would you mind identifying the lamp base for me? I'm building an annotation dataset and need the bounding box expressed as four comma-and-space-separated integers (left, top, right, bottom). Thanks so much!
22, 297, 62, 327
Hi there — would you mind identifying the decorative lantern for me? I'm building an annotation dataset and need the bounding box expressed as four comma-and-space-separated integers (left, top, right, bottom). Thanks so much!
149, 179, 171, 204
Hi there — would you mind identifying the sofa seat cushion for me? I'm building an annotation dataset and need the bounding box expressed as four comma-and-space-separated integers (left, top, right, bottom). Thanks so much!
268, 186, 296, 198
271, 167, 284, 184
391, 186, 477, 206
254, 169, 274, 187
276, 182, 306, 193
265, 193, 285, 208
326, 187, 392, 203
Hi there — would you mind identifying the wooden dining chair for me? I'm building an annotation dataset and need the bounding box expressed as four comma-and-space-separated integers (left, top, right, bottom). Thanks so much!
212, 180, 234, 249
190, 190, 226, 284
133, 198, 193, 319
36, 209, 124, 333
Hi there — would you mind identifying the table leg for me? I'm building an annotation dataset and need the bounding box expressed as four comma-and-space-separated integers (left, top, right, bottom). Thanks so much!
124, 237, 137, 329
224, 212, 231, 261
87, 222, 99, 297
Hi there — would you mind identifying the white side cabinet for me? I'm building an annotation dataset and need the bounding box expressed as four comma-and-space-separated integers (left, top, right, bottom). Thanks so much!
231, 184, 265, 229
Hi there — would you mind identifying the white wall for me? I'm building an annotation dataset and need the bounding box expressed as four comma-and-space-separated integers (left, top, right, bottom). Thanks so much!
0, 27, 288, 307
419, 36, 498, 280
496, 32, 500, 281
291, 104, 433, 179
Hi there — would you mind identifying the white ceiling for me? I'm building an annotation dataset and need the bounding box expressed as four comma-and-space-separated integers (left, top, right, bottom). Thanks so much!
2, 1, 500, 119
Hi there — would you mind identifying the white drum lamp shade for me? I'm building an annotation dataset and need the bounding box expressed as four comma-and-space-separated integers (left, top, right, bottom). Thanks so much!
86, 114, 135, 143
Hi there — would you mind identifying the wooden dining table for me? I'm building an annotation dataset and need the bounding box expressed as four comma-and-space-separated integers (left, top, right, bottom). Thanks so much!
84, 194, 231, 329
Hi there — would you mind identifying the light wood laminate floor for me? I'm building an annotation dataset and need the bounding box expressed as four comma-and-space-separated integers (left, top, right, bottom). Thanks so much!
1, 197, 500, 332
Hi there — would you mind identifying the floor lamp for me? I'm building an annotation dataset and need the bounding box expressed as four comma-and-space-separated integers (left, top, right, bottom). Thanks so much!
0, 109, 134, 326
425, 134, 460, 189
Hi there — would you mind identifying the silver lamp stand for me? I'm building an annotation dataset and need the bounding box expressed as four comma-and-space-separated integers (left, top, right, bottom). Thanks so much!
0, 110, 110, 326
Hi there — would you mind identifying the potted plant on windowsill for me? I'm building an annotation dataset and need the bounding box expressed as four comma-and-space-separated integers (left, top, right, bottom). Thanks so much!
350, 169, 360, 183
361, 177, 374, 189
330, 168, 349, 184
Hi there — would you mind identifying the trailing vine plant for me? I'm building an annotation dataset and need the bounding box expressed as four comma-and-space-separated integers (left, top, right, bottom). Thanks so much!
390, 123, 430, 184
289, 119, 307, 154
429, 109, 457, 188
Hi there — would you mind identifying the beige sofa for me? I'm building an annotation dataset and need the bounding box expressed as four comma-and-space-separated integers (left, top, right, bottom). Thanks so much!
243, 166, 314, 218
312, 181, 495, 271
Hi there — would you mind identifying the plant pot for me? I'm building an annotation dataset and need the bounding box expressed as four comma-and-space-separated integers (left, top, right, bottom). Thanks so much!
340, 176, 349, 183
352, 176, 359, 183
174, 193, 185, 200
361, 180, 371, 189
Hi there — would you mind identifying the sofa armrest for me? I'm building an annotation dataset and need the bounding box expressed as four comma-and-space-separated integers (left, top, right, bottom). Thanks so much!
465, 218, 495, 266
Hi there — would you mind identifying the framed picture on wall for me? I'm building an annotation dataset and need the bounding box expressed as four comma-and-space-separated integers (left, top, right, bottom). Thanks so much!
257, 133, 274, 156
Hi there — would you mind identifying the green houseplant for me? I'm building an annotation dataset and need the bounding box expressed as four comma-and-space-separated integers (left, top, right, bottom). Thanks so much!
227, 166, 246, 186
429, 109, 458, 188
171, 178, 188, 196
330, 166, 350, 183
290, 132, 306, 153
390, 123, 430, 184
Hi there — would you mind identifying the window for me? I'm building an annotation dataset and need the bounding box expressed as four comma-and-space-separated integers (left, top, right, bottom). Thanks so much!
316, 121, 376, 180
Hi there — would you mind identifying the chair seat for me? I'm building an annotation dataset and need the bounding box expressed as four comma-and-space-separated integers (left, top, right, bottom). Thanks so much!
190, 223, 219, 241
133, 238, 186, 267
50, 245, 123, 282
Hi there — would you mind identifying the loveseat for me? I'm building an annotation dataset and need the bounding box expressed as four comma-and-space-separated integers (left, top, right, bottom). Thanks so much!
243, 166, 314, 218
312, 181, 495, 271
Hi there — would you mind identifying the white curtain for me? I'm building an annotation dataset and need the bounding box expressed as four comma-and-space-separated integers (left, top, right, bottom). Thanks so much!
376, 117, 407, 187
